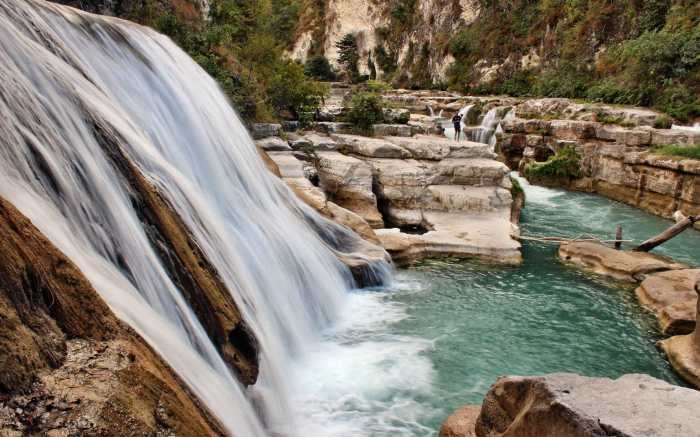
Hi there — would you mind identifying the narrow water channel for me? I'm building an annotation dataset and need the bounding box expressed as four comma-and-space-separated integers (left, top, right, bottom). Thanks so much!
289, 176, 700, 436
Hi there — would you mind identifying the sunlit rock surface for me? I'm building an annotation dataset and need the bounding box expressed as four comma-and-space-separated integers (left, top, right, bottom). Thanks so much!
636, 269, 699, 335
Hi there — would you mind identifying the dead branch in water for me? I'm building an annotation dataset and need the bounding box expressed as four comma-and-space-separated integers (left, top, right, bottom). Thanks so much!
634, 215, 698, 252
516, 233, 632, 245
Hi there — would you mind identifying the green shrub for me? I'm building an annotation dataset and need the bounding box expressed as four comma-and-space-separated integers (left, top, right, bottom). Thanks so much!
304, 55, 335, 80
652, 145, 700, 160
365, 80, 391, 93
653, 114, 673, 129
346, 92, 385, 131
525, 146, 582, 180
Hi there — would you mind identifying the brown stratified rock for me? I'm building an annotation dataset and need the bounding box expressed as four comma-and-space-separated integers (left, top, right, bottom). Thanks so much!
0, 197, 225, 436
660, 276, 700, 389
635, 269, 699, 335
473, 373, 700, 437
98, 131, 258, 384
558, 241, 686, 282
439, 405, 480, 437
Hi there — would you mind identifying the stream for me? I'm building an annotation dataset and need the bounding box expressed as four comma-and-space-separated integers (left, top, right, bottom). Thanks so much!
288, 175, 700, 436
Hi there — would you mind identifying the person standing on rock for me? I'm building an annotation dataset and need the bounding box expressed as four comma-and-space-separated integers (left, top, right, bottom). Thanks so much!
452, 112, 463, 141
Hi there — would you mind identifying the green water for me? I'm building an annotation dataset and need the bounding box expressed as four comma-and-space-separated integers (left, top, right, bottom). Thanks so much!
389, 178, 699, 429
295, 178, 700, 436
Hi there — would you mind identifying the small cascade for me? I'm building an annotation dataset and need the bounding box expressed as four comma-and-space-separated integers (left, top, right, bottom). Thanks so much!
671, 123, 700, 132
474, 108, 500, 144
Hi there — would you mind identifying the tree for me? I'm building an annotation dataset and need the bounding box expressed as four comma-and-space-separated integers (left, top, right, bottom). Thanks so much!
304, 55, 335, 80
336, 33, 360, 82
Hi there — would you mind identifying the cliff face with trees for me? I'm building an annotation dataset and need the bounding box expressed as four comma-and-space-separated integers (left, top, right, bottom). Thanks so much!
291, 0, 699, 122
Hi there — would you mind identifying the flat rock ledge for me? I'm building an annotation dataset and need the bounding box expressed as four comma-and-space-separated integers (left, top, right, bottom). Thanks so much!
441, 373, 700, 437
558, 241, 687, 282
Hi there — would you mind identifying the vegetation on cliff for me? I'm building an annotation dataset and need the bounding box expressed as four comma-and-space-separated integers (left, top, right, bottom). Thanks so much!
653, 144, 700, 160
58, 0, 326, 122
447, 0, 700, 122
524, 146, 582, 180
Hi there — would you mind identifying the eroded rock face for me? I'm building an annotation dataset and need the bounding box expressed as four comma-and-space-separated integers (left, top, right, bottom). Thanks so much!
0, 197, 225, 436
636, 269, 699, 335
472, 373, 700, 437
558, 242, 687, 282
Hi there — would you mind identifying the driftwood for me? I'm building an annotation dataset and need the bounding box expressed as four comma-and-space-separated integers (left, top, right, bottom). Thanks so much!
634, 215, 698, 252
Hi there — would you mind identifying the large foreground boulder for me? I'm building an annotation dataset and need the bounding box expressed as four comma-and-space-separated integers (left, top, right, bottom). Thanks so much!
443, 373, 700, 437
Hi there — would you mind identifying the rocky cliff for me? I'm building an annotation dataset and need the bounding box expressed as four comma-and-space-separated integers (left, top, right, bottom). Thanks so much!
292, 0, 478, 84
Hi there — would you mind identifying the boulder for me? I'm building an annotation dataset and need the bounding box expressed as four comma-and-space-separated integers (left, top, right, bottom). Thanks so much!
250, 123, 281, 139
558, 242, 687, 282
300, 132, 340, 151
660, 276, 700, 389
330, 133, 412, 158
635, 269, 699, 335
472, 373, 700, 437
316, 152, 383, 228
281, 120, 299, 132
439, 405, 480, 437
255, 136, 291, 151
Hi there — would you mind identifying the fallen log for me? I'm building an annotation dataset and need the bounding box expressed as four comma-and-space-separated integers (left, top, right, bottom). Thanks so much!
634, 215, 698, 252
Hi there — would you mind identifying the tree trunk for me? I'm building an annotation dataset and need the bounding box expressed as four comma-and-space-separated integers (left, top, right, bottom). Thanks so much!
634, 215, 698, 252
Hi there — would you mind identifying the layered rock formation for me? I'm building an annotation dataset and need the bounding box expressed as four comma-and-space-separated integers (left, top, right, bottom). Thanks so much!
442, 373, 700, 437
263, 129, 522, 266
0, 197, 225, 436
495, 98, 700, 230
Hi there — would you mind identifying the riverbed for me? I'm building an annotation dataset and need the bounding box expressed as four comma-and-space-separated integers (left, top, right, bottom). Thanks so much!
287, 176, 700, 436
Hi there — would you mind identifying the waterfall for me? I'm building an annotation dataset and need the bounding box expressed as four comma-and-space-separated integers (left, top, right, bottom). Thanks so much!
474, 108, 500, 144
0, 1, 390, 435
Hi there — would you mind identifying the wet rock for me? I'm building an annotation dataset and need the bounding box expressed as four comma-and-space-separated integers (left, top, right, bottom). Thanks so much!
250, 123, 281, 139
0, 198, 226, 436
636, 269, 699, 335
255, 136, 291, 151
660, 276, 700, 389
558, 242, 687, 282
472, 373, 700, 437
439, 405, 480, 437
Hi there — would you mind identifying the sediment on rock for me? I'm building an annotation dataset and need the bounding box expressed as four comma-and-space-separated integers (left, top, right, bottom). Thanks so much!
0, 197, 226, 436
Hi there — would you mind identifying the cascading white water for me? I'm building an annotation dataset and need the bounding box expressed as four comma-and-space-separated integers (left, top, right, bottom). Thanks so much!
474, 108, 500, 144
0, 1, 391, 435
